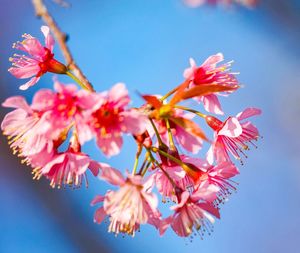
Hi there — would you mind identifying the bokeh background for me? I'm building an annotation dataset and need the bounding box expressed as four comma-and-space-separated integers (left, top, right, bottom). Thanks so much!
1, 0, 300, 252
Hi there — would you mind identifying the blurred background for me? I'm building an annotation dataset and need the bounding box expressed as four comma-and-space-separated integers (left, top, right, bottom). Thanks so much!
1, 0, 300, 252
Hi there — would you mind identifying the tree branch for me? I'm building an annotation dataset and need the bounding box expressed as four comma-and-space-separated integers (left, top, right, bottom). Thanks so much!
32, 0, 94, 91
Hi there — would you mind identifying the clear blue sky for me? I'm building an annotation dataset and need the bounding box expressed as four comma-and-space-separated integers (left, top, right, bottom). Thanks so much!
1, 1, 300, 252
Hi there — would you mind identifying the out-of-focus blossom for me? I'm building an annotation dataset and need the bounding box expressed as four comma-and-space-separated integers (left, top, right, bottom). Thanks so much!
8, 26, 67, 90
206, 107, 261, 164
184, 0, 258, 8
92, 166, 161, 236
183, 54, 239, 115
83, 83, 147, 157
159, 184, 220, 237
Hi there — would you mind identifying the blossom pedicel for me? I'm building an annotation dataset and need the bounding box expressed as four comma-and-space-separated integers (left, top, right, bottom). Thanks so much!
2, 26, 261, 239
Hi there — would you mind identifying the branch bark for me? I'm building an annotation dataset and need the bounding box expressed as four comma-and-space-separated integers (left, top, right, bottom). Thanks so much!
32, 0, 94, 91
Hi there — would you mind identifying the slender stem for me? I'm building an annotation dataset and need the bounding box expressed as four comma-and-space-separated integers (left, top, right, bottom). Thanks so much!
174, 105, 207, 118
132, 145, 143, 175
160, 86, 179, 101
147, 149, 177, 188
149, 118, 164, 146
132, 157, 139, 175
32, 0, 94, 91
151, 146, 190, 172
165, 119, 176, 150
66, 71, 88, 90
141, 159, 152, 177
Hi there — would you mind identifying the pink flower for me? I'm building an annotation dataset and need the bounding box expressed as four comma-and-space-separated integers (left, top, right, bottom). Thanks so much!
91, 166, 161, 236
160, 184, 220, 237
183, 54, 239, 115
154, 155, 205, 202
84, 83, 147, 157
8, 26, 67, 90
31, 79, 97, 142
1, 96, 52, 158
149, 109, 203, 153
206, 107, 261, 164
32, 135, 101, 188
198, 161, 239, 204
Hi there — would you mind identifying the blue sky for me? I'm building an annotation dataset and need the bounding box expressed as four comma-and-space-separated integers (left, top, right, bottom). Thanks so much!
1, 1, 300, 252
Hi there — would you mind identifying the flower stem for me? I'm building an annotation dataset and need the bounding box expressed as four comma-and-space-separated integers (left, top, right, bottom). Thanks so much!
132, 145, 143, 175
165, 119, 176, 150
151, 146, 190, 172
147, 149, 177, 188
149, 118, 164, 146
160, 86, 178, 101
174, 105, 207, 118
66, 71, 89, 91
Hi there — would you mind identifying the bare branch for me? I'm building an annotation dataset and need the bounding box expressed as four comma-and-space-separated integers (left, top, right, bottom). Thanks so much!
32, 0, 94, 91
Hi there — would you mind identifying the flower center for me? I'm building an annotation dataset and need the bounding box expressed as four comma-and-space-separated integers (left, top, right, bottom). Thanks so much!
92, 102, 123, 133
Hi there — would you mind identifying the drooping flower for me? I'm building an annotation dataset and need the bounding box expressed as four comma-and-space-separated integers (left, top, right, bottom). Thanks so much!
92, 166, 161, 236
183, 54, 239, 115
84, 83, 147, 157
159, 184, 220, 237
206, 107, 261, 164
8, 26, 67, 90
32, 135, 101, 188
149, 109, 203, 154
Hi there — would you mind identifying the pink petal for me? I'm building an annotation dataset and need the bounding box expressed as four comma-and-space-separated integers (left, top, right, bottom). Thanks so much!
159, 216, 173, 236
31, 89, 55, 111
91, 195, 105, 206
201, 94, 224, 115
197, 202, 220, 219
171, 191, 190, 211
202, 53, 224, 68
191, 183, 219, 202
19, 77, 40, 90
2, 96, 32, 113
176, 127, 203, 153
218, 117, 242, 137
94, 207, 106, 224
96, 134, 123, 157
42, 154, 66, 174
108, 83, 130, 107
22, 38, 45, 59
183, 57, 197, 79
98, 163, 125, 186
8, 64, 40, 79
211, 161, 239, 178
119, 110, 147, 135
236, 107, 262, 121
41, 26, 55, 52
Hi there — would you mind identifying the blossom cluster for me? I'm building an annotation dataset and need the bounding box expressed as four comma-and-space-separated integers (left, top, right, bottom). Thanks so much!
2, 26, 261, 238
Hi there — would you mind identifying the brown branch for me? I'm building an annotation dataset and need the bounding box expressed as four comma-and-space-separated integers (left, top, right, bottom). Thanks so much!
32, 0, 94, 91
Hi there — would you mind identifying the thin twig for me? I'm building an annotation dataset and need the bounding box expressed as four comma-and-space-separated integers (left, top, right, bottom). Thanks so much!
32, 0, 94, 91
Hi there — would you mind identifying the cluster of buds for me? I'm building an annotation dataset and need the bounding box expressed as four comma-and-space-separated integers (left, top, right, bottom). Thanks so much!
2, 26, 261, 238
